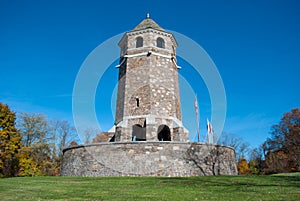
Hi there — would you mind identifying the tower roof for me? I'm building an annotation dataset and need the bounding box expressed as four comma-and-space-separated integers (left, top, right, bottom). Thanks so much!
132, 13, 165, 31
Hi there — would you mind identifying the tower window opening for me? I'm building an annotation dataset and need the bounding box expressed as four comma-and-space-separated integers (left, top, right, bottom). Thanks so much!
136, 98, 140, 107
156, 37, 165, 48
132, 124, 146, 141
157, 125, 171, 141
136, 37, 143, 48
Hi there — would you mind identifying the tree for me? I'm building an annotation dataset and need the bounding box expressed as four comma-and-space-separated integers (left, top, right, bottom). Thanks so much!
79, 127, 100, 144
54, 120, 75, 153
265, 108, 300, 173
0, 103, 22, 177
219, 132, 243, 149
219, 132, 250, 161
17, 113, 49, 147
92, 132, 116, 143
17, 146, 40, 176
238, 142, 250, 160
17, 113, 79, 176
237, 157, 250, 175
248, 147, 265, 175
265, 149, 289, 174
93, 133, 109, 143
50, 120, 76, 174
0, 103, 80, 176
17, 113, 54, 176
69, 141, 78, 146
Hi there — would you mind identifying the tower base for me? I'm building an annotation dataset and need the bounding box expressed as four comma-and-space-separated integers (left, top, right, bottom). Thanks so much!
61, 142, 237, 176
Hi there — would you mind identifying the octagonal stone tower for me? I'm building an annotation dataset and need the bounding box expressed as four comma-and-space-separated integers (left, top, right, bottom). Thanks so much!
114, 14, 189, 142
60, 15, 238, 177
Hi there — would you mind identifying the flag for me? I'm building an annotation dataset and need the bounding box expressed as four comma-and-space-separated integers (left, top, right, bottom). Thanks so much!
207, 119, 213, 144
207, 119, 213, 133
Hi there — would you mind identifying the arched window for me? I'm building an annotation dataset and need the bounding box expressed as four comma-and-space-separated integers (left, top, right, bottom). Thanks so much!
156, 37, 165, 48
157, 125, 171, 141
136, 37, 143, 48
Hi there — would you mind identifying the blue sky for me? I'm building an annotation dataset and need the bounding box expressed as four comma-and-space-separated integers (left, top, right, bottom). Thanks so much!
1, 0, 299, 149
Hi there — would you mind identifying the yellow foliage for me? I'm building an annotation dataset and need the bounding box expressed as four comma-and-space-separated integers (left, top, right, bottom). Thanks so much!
0, 103, 22, 177
17, 147, 42, 177
237, 158, 250, 175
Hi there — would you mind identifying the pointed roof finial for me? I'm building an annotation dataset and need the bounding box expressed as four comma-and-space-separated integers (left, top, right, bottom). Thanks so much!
133, 13, 164, 31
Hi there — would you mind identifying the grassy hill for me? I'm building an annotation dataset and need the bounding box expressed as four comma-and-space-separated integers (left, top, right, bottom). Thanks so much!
0, 174, 299, 200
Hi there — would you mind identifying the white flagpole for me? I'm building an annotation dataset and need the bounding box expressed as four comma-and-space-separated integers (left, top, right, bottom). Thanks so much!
194, 94, 200, 142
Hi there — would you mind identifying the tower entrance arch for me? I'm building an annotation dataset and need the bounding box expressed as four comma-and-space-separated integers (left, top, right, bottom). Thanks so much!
157, 125, 171, 141
132, 124, 146, 141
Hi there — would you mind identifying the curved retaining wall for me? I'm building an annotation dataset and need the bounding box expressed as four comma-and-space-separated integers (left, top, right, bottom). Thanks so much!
61, 142, 237, 176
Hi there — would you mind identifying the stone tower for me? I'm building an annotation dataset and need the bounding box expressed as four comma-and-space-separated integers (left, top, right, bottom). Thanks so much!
114, 14, 188, 142
61, 15, 238, 177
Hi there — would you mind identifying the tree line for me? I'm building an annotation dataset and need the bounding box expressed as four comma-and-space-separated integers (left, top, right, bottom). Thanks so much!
0, 103, 79, 177
1, 102, 299, 177
233, 108, 300, 175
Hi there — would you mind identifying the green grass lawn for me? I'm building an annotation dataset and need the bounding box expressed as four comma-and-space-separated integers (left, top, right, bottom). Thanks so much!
0, 174, 299, 201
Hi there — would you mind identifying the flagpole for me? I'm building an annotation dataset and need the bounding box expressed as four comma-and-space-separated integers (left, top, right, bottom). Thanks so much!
194, 94, 200, 142
211, 119, 214, 144
206, 118, 209, 144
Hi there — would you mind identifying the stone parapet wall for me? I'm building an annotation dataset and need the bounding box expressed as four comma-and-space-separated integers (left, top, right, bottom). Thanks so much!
61, 142, 237, 176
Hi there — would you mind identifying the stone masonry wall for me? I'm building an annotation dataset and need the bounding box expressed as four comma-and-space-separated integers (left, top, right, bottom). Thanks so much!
61, 142, 238, 176
121, 30, 181, 120
115, 28, 188, 142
